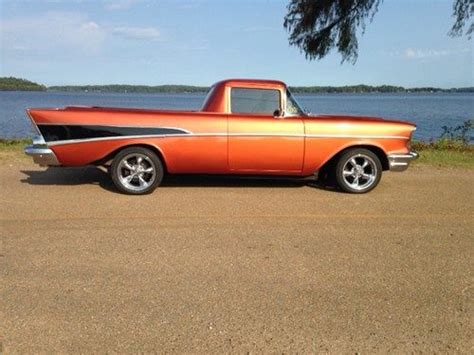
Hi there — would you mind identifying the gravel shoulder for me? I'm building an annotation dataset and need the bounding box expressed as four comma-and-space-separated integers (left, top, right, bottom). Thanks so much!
1, 159, 473, 352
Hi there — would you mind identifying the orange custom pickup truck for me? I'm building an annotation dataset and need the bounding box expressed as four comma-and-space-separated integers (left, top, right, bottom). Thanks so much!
25, 79, 418, 194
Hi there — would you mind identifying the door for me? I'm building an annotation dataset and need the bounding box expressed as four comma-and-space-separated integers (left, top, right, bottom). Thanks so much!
227, 87, 304, 173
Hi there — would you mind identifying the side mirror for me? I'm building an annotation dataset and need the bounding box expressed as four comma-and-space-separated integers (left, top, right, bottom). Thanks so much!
273, 109, 285, 118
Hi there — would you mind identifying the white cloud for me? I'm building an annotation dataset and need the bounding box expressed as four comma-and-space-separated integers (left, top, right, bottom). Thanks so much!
112, 26, 160, 41
1, 11, 163, 57
178, 1, 200, 10
1, 12, 106, 54
403, 47, 470, 59
103, 0, 142, 10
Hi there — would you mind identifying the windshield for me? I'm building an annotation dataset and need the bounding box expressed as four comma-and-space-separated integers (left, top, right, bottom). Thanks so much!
286, 89, 305, 116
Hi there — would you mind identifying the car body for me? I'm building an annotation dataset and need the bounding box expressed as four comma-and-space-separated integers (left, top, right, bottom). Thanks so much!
25, 79, 418, 194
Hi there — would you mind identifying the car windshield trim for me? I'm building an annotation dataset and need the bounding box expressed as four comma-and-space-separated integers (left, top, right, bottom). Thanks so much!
286, 89, 305, 116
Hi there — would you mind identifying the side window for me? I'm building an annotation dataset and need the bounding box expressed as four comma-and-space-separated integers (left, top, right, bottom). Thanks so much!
231, 88, 280, 114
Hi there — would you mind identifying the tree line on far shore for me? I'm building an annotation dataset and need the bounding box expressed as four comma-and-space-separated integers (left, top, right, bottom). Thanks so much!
289, 85, 474, 94
0, 77, 46, 91
1, 76, 473, 94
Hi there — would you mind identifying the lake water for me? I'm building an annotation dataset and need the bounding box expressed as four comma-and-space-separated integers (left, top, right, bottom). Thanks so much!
0, 91, 472, 141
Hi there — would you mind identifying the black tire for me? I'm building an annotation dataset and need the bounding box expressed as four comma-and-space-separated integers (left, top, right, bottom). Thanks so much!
111, 147, 164, 195
335, 148, 382, 193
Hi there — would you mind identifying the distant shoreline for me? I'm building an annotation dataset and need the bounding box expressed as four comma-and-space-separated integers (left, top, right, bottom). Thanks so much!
48, 85, 474, 94
1, 76, 473, 94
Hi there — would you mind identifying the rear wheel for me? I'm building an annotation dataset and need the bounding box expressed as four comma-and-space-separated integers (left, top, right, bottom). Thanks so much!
111, 147, 163, 195
335, 148, 382, 193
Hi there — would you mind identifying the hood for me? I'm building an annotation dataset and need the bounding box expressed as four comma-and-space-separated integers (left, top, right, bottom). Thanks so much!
305, 114, 416, 127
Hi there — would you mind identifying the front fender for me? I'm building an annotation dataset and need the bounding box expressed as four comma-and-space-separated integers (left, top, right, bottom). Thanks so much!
302, 137, 407, 174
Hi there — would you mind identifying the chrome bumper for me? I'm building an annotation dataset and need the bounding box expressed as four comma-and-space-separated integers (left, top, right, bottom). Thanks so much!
387, 151, 419, 172
24, 136, 60, 166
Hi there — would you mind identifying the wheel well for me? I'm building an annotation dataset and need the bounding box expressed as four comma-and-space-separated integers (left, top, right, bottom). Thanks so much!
320, 145, 389, 172
94, 144, 168, 173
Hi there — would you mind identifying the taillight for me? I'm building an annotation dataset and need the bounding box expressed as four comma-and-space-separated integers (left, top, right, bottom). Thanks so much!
407, 127, 416, 150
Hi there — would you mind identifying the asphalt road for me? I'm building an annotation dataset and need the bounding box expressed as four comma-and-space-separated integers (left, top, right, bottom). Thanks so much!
1, 158, 473, 353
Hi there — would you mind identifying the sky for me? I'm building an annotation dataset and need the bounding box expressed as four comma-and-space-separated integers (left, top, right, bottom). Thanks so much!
0, 0, 472, 88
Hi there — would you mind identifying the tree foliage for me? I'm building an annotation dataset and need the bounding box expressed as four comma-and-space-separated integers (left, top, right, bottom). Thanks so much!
1, 76, 472, 93
48, 84, 209, 93
450, 0, 473, 37
0, 77, 46, 91
284, 0, 472, 63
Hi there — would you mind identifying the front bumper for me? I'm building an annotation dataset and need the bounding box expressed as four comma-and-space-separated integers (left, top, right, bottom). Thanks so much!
24, 136, 60, 167
387, 151, 419, 172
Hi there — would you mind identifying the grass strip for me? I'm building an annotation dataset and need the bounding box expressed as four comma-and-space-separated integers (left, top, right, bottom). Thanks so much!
1, 138, 473, 168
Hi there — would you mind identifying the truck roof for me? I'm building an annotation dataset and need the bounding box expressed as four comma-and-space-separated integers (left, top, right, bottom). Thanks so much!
214, 78, 287, 88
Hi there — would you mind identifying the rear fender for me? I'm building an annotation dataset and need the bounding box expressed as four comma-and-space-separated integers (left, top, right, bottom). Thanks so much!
49, 139, 168, 168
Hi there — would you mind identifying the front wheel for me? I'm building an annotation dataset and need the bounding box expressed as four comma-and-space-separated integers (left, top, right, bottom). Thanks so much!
335, 148, 382, 193
111, 147, 164, 195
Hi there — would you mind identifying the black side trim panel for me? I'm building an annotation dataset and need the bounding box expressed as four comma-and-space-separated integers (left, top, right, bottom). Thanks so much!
37, 125, 190, 142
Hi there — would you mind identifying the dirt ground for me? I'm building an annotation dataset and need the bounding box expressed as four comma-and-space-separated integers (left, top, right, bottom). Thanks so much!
1, 158, 473, 353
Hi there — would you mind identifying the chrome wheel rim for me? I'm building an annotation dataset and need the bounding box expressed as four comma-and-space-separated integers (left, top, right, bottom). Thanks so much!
342, 154, 377, 191
117, 153, 156, 192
